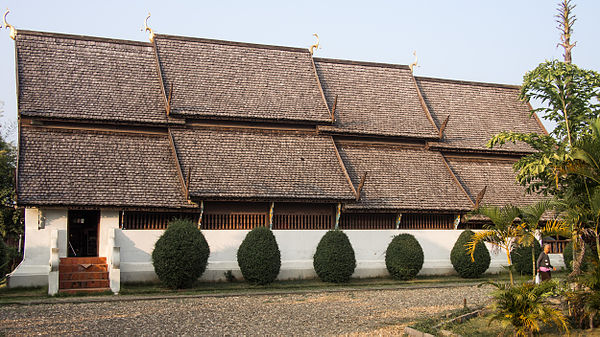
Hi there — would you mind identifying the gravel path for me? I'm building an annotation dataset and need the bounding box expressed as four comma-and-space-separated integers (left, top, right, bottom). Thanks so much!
0, 285, 492, 336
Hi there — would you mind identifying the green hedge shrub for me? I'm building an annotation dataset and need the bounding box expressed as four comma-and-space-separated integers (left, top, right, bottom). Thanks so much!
237, 226, 281, 284
386, 234, 424, 280
0, 238, 7, 279
510, 240, 541, 276
563, 241, 595, 272
313, 230, 356, 283
152, 219, 210, 289
450, 230, 490, 278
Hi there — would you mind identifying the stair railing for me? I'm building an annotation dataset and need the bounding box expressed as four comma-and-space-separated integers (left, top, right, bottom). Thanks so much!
108, 227, 121, 294
48, 229, 59, 295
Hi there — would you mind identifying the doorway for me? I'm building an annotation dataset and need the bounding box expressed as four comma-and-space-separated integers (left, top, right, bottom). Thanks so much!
67, 210, 100, 257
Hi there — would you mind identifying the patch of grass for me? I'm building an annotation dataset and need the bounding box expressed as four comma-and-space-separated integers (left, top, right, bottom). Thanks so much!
447, 314, 596, 337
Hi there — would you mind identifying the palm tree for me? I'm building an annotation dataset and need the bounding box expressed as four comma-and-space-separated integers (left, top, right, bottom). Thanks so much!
516, 200, 569, 282
466, 205, 521, 285
488, 281, 569, 336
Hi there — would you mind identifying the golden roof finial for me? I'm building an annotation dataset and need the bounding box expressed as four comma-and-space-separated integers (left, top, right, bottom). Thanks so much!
3, 9, 16, 40
309, 33, 320, 56
142, 12, 155, 42
409, 51, 419, 73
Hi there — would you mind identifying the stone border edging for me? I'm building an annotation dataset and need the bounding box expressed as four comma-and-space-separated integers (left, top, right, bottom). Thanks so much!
2, 282, 486, 306
404, 308, 485, 337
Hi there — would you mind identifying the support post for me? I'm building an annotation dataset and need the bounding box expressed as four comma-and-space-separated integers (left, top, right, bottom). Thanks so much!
198, 200, 204, 229
453, 214, 461, 230
335, 203, 341, 230
395, 213, 402, 230
269, 202, 275, 230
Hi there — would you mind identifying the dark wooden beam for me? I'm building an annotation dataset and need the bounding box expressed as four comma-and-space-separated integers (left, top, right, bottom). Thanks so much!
474, 186, 487, 209
331, 95, 338, 122
186, 166, 192, 200
167, 83, 174, 116
438, 115, 450, 139
355, 172, 368, 201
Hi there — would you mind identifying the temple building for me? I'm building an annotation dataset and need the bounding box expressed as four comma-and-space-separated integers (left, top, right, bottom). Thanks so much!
8, 29, 549, 293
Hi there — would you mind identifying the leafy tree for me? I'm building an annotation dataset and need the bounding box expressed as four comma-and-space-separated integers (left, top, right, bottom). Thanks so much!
237, 226, 281, 285
0, 134, 21, 241
488, 0, 600, 279
152, 219, 210, 289
450, 230, 490, 278
467, 205, 521, 284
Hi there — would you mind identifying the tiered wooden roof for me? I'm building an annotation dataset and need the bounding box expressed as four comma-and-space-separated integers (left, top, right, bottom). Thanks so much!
14, 29, 547, 212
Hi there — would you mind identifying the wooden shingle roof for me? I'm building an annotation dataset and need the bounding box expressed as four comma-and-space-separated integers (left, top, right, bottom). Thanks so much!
17, 127, 192, 208
153, 35, 332, 123
13, 30, 549, 210
416, 77, 547, 153
170, 127, 356, 201
314, 58, 439, 139
16, 31, 166, 124
336, 142, 474, 211
444, 155, 543, 207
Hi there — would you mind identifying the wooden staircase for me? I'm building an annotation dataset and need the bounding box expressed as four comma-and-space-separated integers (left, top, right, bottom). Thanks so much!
59, 257, 110, 293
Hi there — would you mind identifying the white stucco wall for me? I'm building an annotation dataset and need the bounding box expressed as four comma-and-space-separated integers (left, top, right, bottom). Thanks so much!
8, 208, 68, 287
98, 211, 120, 258
117, 229, 550, 283
10, 207, 567, 287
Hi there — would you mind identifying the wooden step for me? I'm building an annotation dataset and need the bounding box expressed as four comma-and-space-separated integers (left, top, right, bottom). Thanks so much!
60, 271, 109, 281
60, 279, 110, 289
60, 257, 107, 265
59, 264, 108, 273
59, 287, 112, 294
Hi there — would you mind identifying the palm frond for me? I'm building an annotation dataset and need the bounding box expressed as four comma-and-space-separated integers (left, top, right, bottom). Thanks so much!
465, 230, 498, 261
541, 219, 570, 237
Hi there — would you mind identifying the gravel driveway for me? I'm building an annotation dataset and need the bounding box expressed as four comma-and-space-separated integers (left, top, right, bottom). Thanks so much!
0, 285, 492, 336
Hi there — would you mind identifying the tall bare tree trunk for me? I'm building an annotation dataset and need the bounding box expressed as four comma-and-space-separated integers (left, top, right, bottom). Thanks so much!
569, 238, 585, 278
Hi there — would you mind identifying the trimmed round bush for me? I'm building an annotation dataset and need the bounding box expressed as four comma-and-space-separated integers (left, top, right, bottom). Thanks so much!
313, 230, 356, 283
152, 219, 210, 289
563, 241, 595, 272
510, 240, 541, 276
386, 234, 424, 280
450, 230, 490, 278
0, 238, 7, 278
237, 226, 281, 284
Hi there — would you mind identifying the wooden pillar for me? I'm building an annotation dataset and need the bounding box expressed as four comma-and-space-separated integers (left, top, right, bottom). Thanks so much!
269, 202, 275, 230
334, 203, 341, 230
197, 201, 204, 229
395, 213, 402, 230
453, 214, 461, 230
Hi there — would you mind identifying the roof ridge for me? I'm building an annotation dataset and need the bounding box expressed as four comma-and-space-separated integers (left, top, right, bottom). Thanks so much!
314, 57, 410, 70
410, 73, 440, 136
440, 153, 476, 208
415, 75, 521, 90
17, 30, 150, 47
154, 33, 309, 53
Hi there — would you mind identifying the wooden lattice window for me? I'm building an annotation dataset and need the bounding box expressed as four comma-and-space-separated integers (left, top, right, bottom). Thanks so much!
339, 213, 395, 230
123, 212, 198, 230
399, 214, 454, 230
201, 213, 267, 230
272, 214, 332, 230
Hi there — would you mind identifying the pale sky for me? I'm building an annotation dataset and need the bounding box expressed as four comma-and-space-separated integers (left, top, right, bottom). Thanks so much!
1, 0, 599, 143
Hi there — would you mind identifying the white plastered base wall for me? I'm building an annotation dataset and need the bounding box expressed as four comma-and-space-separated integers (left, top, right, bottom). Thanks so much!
8, 208, 119, 288
9, 207, 566, 287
